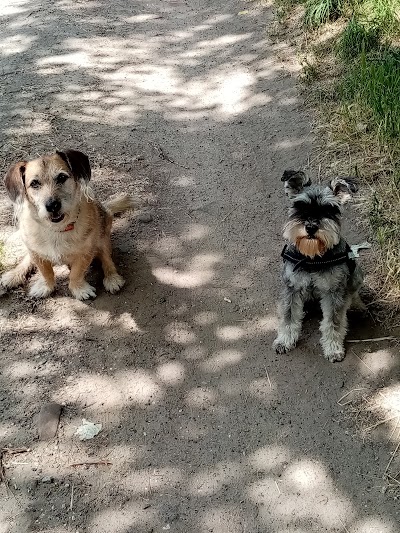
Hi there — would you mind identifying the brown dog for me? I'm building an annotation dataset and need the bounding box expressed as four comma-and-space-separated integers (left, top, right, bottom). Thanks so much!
1, 149, 132, 300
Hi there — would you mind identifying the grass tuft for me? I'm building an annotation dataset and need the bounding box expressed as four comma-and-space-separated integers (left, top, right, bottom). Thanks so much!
304, 0, 343, 27
338, 17, 381, 59
341, 48, 400, 140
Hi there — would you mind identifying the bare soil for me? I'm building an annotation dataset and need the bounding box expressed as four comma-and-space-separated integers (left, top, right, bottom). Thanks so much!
0, 1, 399, 532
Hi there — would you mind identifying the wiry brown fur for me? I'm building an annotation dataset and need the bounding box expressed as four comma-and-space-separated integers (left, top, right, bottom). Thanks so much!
1, 150, 133, 300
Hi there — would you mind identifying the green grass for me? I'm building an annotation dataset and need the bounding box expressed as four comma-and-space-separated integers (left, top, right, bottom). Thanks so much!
342, 48, 400, 140
338, 17, 381, 59
304, 0, 343, 27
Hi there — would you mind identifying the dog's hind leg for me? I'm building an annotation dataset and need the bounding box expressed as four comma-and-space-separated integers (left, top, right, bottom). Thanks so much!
273, 288, 305, 354
350, 291, 367, 312
320, 292, 351, 362
1, 254, 33, 289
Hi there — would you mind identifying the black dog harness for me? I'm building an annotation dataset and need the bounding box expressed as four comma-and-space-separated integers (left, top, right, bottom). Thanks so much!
281, 242, 356, 274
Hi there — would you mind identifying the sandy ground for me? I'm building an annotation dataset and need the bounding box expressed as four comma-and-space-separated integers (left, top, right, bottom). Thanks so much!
0, 0, 400, 532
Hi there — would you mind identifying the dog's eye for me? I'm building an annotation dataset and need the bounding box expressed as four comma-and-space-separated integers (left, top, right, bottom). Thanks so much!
55, 173, 69, 185
30, 180, 41, 189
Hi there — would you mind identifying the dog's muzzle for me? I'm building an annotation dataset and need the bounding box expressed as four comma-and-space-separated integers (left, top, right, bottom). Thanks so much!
45, 198, 65, 223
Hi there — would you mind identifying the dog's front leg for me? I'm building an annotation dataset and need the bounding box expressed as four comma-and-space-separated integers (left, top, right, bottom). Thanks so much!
69, 254, 96, 300
320, 292, 352, 362
273, 287, 305, 354
29, 254, 55, 298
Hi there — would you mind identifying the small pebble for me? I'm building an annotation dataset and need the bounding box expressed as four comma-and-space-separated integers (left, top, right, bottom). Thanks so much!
41, 476, 53, 483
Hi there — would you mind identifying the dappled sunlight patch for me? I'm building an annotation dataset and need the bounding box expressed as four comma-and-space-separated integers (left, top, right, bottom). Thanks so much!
201, 349, 244, 373
170, 173, 196, 187
107, 443, 143, 467
152, 252, 220, 288
248, 377, 276, 401
165, 321, 197, 345
216, 325, 245, 342
119, 467, 183, 495
367, 384, 400, 442
285, 459, 330, 491
114, 312, 141, 333
153, 235, 184, 257
193, 310, 218, 326
89, 501, 157, 533
0, 33, 36, 56
125, 14, 163, 23
55, 369, 163, 409
185, 386, 218, 409
180, 223, 210, 242
4, 360, 36, 379
189, 461, 244, 496
247, 444, 290, 472
351, 517, 397, 533
357, 349, 397, 376
156, 361, 185, 386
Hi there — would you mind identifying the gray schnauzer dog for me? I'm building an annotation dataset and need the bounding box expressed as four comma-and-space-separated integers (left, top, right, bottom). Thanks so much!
273, 170, 364, 362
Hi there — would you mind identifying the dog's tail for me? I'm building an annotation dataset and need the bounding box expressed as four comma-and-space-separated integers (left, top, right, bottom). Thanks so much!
104, 193, 134, 215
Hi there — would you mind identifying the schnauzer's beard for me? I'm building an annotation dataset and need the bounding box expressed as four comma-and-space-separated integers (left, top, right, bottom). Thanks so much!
283, 218, 340, 258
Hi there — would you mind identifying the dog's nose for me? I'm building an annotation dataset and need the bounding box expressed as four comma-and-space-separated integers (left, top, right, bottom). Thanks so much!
45, 198, 62, 213
305, 222, 318, 236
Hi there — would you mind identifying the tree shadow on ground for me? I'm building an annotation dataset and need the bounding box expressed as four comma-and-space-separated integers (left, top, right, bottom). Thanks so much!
0, 0, 399, 532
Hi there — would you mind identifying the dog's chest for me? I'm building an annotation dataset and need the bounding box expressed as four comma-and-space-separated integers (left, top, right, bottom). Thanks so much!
22, 227, 82, 264
285, 266, 346, 295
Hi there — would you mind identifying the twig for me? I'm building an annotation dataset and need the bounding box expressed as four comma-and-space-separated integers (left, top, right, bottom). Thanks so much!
387, 474, 400, 487
365, 415, 399, 432
265, 367, 272, 389
339, 518, 350, 533
70, 460, 112, 467
149, 142, 189, 169
220, 207, 236, 223
337, 388, 366, 406
274, 480, 281, 495
347, 336, 396, 343
352, 351, 375, 374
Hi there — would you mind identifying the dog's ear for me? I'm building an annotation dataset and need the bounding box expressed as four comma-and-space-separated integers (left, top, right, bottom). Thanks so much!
281, 170, 311, 198
4, 161, 27, 203
56, 149, 91, 182
330, 177, 358, 204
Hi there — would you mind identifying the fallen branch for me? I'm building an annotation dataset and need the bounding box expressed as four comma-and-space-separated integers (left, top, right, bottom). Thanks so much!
347, 336, 396, 343
70, 460, 112, 468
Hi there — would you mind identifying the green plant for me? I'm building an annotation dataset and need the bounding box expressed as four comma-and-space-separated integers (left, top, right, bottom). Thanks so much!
338, 17, 381, 59
342, 48, 400, 139
304, 0, 343, 27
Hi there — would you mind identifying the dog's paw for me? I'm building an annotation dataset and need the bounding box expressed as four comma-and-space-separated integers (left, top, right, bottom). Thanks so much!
1, 270, 24, 289
323, 349, 345, 363
29, 277, 54, 298
273, 338, 295, 354
70, 282, 96, 300
103, 273, 125, 294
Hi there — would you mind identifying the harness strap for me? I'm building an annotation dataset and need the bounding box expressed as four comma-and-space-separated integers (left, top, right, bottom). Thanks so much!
281, 243, 356, 274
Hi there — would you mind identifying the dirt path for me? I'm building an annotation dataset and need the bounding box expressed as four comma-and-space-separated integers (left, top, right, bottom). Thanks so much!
0, 0, 399, 532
